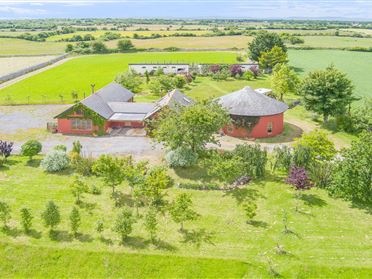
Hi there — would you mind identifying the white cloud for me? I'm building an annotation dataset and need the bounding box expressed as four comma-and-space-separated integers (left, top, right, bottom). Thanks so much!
0, 5, 46, 15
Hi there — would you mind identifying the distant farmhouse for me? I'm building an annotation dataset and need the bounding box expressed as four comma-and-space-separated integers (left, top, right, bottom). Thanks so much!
129, 63, 259, 75
55, 82, 193, 135
55, 83, 287, 139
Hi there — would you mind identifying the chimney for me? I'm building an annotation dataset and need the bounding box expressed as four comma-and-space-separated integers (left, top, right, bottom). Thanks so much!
90, 84, 95, 95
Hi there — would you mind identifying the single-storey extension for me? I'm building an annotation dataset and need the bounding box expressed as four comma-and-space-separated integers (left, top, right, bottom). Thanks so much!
217, 86, 289, 138
55, 82, 193, 135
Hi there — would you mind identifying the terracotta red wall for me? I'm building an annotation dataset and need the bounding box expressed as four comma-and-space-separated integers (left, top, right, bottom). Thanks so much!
223, 113, 284, 138
57, 119, 104, 135
107, 121, 145, 128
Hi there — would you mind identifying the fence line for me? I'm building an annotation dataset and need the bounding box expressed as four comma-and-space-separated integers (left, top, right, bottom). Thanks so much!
0, 53, 69, 84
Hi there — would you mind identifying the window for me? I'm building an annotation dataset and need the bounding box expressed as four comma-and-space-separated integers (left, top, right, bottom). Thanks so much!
267, 122, 273, 134
71, 119, 92, 130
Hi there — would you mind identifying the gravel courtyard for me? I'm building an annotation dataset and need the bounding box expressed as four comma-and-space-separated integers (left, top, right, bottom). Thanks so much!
0, 105, 163, 161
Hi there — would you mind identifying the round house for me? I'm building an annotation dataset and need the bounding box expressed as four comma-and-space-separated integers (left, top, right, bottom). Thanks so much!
217, 86, 289, 138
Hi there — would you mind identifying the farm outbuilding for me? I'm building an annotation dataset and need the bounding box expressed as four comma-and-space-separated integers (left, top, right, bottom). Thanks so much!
129, 64, 189, 75
217, 86, 288, 138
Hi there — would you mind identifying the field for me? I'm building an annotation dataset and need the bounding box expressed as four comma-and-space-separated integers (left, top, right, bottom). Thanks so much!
288, 49, 372, 99
289, 35, 372, 49
0, 38, 66, 56
0, 51, 238, 104
0, 156, 371, 277
0, 55, 57, 76
109, 35, 252, 49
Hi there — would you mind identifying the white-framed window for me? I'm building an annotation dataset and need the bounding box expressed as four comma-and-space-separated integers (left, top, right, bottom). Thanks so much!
71, 119, 93, 130
267, 122, 273, 134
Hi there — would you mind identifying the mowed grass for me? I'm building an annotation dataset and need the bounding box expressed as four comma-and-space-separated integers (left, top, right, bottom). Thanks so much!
288, 49, 372, 99
0, 38, 66, 56
0, 156, 371, 277
0, 51, 238, 104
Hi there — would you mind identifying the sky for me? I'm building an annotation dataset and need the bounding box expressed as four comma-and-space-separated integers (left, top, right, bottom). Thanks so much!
0, 0, 372, 20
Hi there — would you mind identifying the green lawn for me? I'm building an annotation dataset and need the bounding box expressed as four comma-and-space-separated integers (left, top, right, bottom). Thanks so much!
288, 49, 372, 99
0, 156, 371, 277
0, 51, 238, 105
0, 38, 66, 56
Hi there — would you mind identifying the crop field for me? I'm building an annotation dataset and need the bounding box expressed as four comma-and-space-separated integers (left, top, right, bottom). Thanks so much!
46, 30, 211, 41
105, 35, 252, 49
0, 156, 371, 277
0, 51, 238, 104
0, 55, 57, 76
288, 49, 372, 99
0, 38, 66, 56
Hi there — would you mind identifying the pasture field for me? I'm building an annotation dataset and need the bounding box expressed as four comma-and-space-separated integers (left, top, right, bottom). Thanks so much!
0, 156, 371, 277
0, 38, 66, 56
288, 49, 372, 99
0, 51, 238, 104
0, 55, 57, 76
290, 35, 372, 49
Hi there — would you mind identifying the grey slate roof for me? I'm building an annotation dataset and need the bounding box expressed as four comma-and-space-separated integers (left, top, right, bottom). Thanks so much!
80, 82, 135, 119
109, 113, 148, 121
108, 102, 155, 114
217, 86, 288, 117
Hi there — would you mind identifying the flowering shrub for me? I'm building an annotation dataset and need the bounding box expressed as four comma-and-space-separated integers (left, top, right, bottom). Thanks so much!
230, 64, 243, 77
209, 64, 221, 73
286, 166, 313, 191
0, 140, 13, 159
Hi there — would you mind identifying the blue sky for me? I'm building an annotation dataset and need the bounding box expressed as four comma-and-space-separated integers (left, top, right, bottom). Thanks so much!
0, 0, 372, 20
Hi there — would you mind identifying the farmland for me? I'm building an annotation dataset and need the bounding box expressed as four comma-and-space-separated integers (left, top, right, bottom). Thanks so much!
0, 38, 66, 56
0, 156, 371, 277
0, 55, 57, 76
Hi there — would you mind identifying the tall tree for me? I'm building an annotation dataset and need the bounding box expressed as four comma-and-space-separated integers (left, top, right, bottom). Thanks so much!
271, 63, 300, 100
117, 39, 134, 52
152, 101, 230, 154
248, 31, 287, 62
300, 65, 355, 122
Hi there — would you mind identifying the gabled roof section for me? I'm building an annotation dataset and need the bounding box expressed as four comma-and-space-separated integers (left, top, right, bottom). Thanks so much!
217, 86, 288, 117
79, 82, 134, 119
107, 102, 155, 114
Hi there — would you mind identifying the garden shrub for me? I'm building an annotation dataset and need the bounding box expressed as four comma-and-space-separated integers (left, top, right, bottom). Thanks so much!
71, 154, 95, 176
40, 150, 70, 172
308, 160, 334, 188
21, 140, 42, 161
0, 140, 13, 160
286, 166, 313, 191
271, 145, 292, 172
232, 144, 267, 178
54, 144, 67, 152
242, 70, 254, 81
165, 147, 198, 168
292, 144, 312, 169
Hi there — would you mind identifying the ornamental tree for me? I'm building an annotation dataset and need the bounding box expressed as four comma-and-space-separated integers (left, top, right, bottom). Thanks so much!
115, 72, 143, 93
170, 193, 199, 231
230, 64, 243, 77
248, 31, 287, 62
152, 101, 230, 154
92, 155, 127, 194
300, 65, 356, 122
259, 46, 288, 71
286, 166, 313, 191
0, 140, 13, 159
113, 207, 136, 243
21, 140, 42, 161
271, 63, 300, 100
20, 207, 33, 233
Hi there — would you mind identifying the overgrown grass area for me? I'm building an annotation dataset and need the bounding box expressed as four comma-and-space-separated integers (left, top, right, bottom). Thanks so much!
0, 156, 371, 277
289, 35, 372, 49
0, 38, 66, 56
288, 49, 372, 99
0, 51, 238, 104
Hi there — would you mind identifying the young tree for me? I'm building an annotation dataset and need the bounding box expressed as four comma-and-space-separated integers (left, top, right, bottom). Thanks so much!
92, 155, 127, 194
259, 46, 288, 71
329, 132, 372, 203
271, 63, 300, 100
20, 207, 33, 233
248, 31, 287, 62
144, 206, 158, 243
72, 140, 82, 155
41, 201, 61, 233
96, 220, 104, 237
286, 166, 313, 192
0, 201, 11, 228
301, 65, 355, 122
70, 176, 89, 204
20, 140, 42, 161
148, 75, 175, 96
117, 39, 134, 52
152, 101, 230, 154
69, 207, 81, 236
115, 72, 143, 93
271, 145, 292, 172
170, 193, 199, 231
144, 166, 173, 208
113, 207, 136, 243
242, 201, 257, 224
